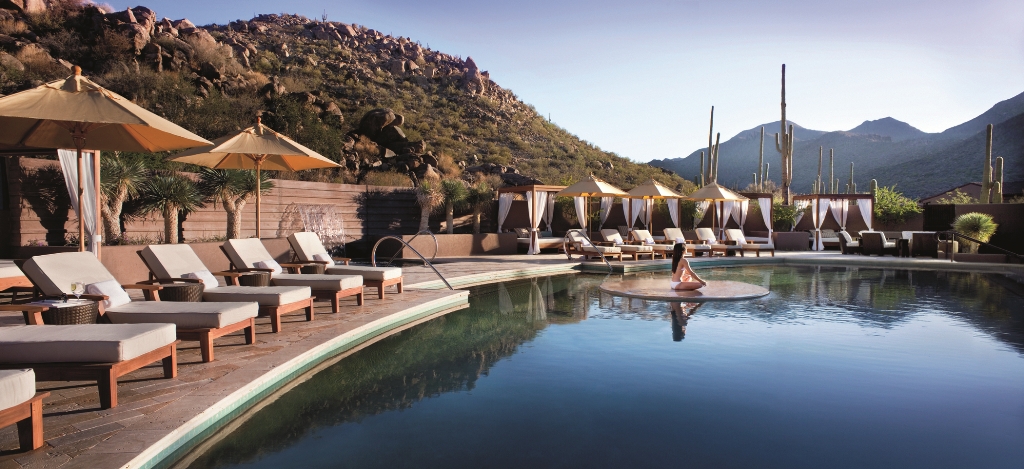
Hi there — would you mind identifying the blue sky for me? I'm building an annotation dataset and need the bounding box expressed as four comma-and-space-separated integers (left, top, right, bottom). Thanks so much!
111, 0, 1024, 162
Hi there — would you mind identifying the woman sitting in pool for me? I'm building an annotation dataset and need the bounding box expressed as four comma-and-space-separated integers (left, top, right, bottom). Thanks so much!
670, 243, 706, 291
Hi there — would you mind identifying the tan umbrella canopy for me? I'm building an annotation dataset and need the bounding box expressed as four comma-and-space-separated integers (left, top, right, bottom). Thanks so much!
0, 66, 213, 253
626, 179, 683, 232
170, 117, 340, 238
555, 175, 627, 239
686, 183, 748, 237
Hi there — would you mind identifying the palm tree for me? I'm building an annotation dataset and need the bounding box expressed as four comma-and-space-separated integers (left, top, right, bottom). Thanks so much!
440, 179, 468, 234
139, 173, 205, 244
100, 154, 147, 242
196, 168, 273, 239
415, 180, 444, 232
465, 178, 496, 234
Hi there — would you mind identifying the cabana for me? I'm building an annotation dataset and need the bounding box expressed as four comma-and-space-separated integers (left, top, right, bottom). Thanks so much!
686, 183, 748, 240
496, 184, 566, 254
739, 192, 775, 243
792, 193, 875, 251
624, 179, 684, 239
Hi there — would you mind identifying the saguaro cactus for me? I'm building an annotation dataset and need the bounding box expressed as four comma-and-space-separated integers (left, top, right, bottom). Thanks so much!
829, 149, 835, 194
757, 127, 765, 190
994, 156, 1004, 203
816, 147, 823, 194
699, 151, 705, 187
981, 124, 993, 203
870, 179, 877, 198
775, 64, 795, 205
712, 133, 721, 183
848, 162, 855, 194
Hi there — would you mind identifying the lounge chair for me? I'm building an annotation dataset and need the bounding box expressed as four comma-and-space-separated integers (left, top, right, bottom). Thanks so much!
629, 229, 673, 259
910, 232, 939, 258
663, 228, 712, 257
18, 252, 257, 363
598, 229, 654, 261
221, 239, 364, 313
565, 231, 622, 261
838, 231, 861, 255
0, 369, 48, 451
860, 231, 897, 256
694, 228, 741, 256
725, 229, 776, 257
287, 232, 403, 299
139, 245, 314, 333
0, 324, 178, 409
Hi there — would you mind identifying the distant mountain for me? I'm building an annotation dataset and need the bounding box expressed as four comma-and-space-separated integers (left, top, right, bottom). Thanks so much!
650, 95, 1024, 198
847, 117, 930, 142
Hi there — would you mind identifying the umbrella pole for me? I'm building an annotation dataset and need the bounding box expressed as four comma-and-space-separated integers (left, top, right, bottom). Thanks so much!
94, 150, 101, 259
255, 162, 262, 239
77, 146, 85, 252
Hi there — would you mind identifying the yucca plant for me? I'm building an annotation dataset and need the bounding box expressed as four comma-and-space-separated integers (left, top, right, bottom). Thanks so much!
439, 179, 468, 234
465, 176, 499, 234
139, 173, 205, 244
197, 168, 273, 239
100, 154, 147, 241
953, 212, 998, 254
415, 180, 444, 233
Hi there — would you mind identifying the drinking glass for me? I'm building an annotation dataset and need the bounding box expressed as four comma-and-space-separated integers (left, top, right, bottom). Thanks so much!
71, 282, 84, 301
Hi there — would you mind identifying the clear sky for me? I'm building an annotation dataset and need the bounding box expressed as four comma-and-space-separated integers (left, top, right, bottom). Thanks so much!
110, 0, 1024, 162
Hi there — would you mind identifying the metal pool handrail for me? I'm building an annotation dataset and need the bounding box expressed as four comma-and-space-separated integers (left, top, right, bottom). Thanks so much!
942, 230, 1024, 263
563, 229, 613, 273
371, 235, 453, 290
381, 230, 438, 267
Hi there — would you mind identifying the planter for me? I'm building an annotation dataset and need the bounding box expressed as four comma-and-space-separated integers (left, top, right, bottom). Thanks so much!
400, 233, 518, 258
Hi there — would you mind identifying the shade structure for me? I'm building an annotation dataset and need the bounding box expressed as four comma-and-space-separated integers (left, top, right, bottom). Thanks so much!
0, 67, 212, 253
170, 118, 340, 238
686, 183, 748, 239
626, 179, 683, 233
555, 176, 627, 240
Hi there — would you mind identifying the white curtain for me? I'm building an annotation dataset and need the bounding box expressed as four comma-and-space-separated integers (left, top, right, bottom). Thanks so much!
718, 201, 735, 239
526, 192, 546, 254
693, 201, 710, 229
814, 198, 830, 250
630, 198, 644, 228
857, 198, 873, 231
574, 196, 587, 231
497, 193, 513, 233
731, 200, 749, 229
498, 283, 513, 314
758, 197, 773, 238
645, 199, 654, 227
793, 200, 810, 230
667, 198, 680, 228
58, 149, 100, 254
829, 199, 848, 231
544, 192, 555, 230
599, 196, 614, 227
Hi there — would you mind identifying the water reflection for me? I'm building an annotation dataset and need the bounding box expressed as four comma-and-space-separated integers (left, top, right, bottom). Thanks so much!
669, 303, 701, 341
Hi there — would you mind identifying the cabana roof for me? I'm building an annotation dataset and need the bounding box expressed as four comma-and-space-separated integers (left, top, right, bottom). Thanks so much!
497, 184, 566, 194
792, 193, 873, 200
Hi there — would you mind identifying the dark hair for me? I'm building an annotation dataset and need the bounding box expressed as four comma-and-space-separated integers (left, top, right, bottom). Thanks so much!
671, 243, 684, 273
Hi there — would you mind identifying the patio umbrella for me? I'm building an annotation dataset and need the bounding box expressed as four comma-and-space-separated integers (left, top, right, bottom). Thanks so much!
555, 175, 627, 240
170, 117, 340, 238
685, 183, 748, 238
626, 179, 683, 234
0, 66, 213, 253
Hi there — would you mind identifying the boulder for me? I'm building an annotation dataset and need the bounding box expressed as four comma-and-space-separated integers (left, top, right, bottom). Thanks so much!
461, 56, 487, 95
172, 19, 196, 31
130, 7, 157, 35
339, 23, 357, 37
0, 52, 25, 71
357, 108, 396, 138
323, 101, 342, 116
198, 61, 222, 81
1, 0, 47, 13
124, 23, 151, 54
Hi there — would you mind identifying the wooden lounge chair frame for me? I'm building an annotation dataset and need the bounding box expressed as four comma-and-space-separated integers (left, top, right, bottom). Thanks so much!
0, 335, 178, 409
287, 234, 405, 300
0, 391, 49, 451
137, 252, 315, 333
15, 264, 257, 363
564, 238, 623, 262
219, 246, 364, 314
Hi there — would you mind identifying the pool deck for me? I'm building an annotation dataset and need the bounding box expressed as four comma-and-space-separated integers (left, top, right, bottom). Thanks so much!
2, 251, 1022, 468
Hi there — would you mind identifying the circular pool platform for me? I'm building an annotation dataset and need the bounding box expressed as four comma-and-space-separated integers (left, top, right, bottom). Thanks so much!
599, 279, 770, 302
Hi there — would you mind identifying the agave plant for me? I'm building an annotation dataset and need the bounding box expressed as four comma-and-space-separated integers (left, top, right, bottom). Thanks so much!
197, 168, 273, 239
952, 212, 998, 254
415, 180, 444, 233
139, 173, 205, 244
100, 154, 147, 241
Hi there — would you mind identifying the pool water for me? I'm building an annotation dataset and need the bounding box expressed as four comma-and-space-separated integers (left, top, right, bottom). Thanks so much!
181, 266, 1024, 469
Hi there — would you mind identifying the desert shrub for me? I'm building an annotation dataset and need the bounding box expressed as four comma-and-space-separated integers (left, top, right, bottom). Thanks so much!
933, 189, 977, 205
91, 29, 134, 68
362, 171, 414, 187
874, 185, 921, 227
435, 152, 461, 177
0, 18, 29, 36
773, 202, 798, 232
952, 212, 997, 253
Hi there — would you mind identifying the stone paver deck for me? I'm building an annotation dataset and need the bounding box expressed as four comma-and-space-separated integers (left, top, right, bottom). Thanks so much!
1, 250, 1021, 468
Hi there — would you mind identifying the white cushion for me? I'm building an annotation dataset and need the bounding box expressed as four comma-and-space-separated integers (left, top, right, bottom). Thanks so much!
255, 259, 284, 276
616, 244, 653, 253
184, 270, 220, 289
86, 279, 132, 309
695, 228, 717, 243
312, 253, 332, 263
141, 245, 210, 280
675, 237, 685, 244
105, 301, 258, 329
271, 274, 362, 291
325, 266, 402, 281
0, 369, 35, 411
288, 232, 330, 262
644, 237, 655, 245
202, 286, 311, 306
223, 239, 277, 271
22, 252, 116, 297
0, 324, 176, 363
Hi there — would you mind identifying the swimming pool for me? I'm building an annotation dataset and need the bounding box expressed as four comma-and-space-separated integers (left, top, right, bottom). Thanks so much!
178, 266, 1024, 469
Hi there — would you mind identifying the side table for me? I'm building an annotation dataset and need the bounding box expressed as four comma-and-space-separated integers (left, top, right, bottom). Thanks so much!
238, 271, 272, 287
24, 299, 99, 325
157, 282, 205, 302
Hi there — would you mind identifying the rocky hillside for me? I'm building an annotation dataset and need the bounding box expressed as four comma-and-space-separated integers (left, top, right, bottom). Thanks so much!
0, 2, 690, 191
651, 92, 1024, 198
